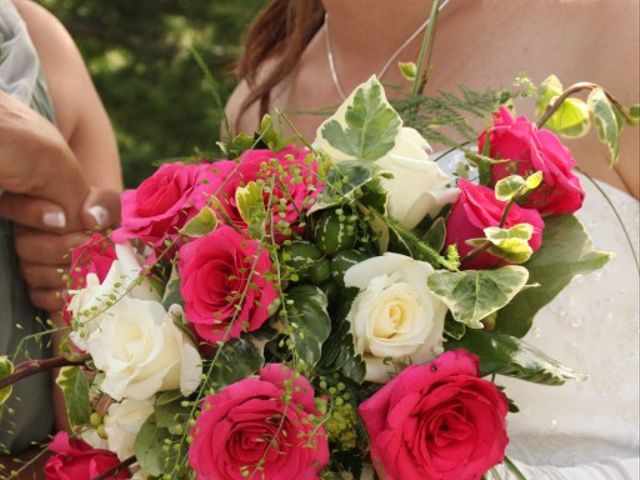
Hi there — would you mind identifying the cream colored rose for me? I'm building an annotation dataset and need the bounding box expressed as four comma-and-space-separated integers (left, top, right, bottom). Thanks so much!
68, 243, 159, 350
87, 302, 202, 401
315, 76, 450, 229
344, 252, 447, 383
104, 397, 154, 460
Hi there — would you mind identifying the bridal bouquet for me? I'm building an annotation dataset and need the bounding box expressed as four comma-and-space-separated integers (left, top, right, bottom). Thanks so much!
1, 73, 637, 480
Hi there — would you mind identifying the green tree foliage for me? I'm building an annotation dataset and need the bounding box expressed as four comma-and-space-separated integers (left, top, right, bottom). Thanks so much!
41, 0, 266, 186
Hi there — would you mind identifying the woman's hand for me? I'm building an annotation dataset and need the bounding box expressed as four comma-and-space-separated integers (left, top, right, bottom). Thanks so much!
13, 188, 121, 312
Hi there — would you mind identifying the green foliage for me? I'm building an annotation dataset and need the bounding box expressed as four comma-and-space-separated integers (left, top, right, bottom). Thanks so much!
587, 87, 622, 166
496, 215, 611, 337
320, 77, 402, 161
427, 266, 530, 329
481, 224, 535, 264
179, 205, 218, 238
284, 285, 332, 369
56, 366, 91, 427
134, 414, 178, 477
0, 356, 14, 406
447, 328, 584, 385
314, 210, 357, 256
44, 0, 267, 186
536, 75, 590, 138
162, 265, 183, 310
235, 181, 266, 239
207, 338, 264, 389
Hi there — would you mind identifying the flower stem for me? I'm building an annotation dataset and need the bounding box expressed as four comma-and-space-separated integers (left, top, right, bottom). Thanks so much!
411, 0, 444, 97
536, 82, 632, 129
0, 354, 90, 390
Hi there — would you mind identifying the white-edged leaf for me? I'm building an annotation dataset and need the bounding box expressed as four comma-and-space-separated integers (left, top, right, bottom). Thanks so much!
318, 76, 402, 161
587, 87, 621, 166
235, 181, 266, 238
427, 266, 529, 329
56, 366, 91, 427
495, 175, 526, 202
179, 206, 217, 238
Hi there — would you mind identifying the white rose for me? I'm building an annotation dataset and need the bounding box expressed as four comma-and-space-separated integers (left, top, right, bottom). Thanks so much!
68, 243, 159, 350
87, 302, 202, 401
315, 76, 450, 229
104, 397, 154, 460
344, 252, 447, 383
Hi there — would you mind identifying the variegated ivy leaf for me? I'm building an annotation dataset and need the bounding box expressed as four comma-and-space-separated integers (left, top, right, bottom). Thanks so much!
587, 87, 621, 166
495, 175, 526, 202
536, 75, 590, 139
179, 206, 217, 238
427, 266, 529, 329
56, 366, 91, 427
235, 181, 266, 239
484, 224, 535, 264
495, 172, 543, 202
318, 76, 402, 161
0, 356, 14, 405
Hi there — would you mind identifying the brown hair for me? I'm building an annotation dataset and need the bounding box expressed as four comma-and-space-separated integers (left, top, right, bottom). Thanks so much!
235, 0, 326, 126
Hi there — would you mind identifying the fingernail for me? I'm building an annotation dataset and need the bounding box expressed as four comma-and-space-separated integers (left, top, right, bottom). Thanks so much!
87, 205, 110, 229
43, 211, 67, 229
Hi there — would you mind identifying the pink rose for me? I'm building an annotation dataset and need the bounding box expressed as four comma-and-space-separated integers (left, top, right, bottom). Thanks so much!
358, 350, 509, 480
479, 107, 584, 216
178, 225, 276, 344
189, 364, 329, 480
446, 179, 544, 270
112, 162, 227, 252
69, 233, 117, 289
215, 146, 321, 239
44, 432, 130, 480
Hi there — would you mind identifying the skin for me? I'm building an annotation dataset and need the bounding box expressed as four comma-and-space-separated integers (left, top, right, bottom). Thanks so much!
227, 0, 640, 197
0, 1, 122, 464
8, 0, 122, 312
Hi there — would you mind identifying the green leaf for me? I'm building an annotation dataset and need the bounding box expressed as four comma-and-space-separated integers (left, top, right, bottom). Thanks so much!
0, 356, 14, 405
484, 224, 535, 264
545, 97, 591, 139
587, 87, 622, 166
326, 161, 375, 197
134, 415, 175, 477
207, 337, 265, 389
496, 214, 611, 337
56, 366, 91, 427
494, 175, 526, 202
155, 389, 183, 406
385, 215, 458, 270
318, 317, 366, 384
235, 181, 266, 239
525, 171, 544, 190
443, 313, 466, 340
535, 75, 564, 118
319, 76, 402, 161
284, 285, 332, 369
155, 398, 189, 429
447, 328, 584, 385
162, 265, 184, 310
179, 206, 218, 238
398, 61, 417, 82
427, 266, 529, 329
423, 217, 446, 252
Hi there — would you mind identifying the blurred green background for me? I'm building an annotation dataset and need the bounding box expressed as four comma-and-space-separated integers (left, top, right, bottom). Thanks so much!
41, 0, 267, 187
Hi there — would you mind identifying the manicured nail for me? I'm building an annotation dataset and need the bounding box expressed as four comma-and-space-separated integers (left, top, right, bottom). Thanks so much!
87, 205, 110, 229
43, 211, 66, 229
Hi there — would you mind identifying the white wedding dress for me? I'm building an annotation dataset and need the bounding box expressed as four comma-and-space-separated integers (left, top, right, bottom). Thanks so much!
497, 174, 640, 479
437, 152, 640, 479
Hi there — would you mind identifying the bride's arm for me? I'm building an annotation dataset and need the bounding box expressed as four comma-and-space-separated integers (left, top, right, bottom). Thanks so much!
499, 457, 639, 480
